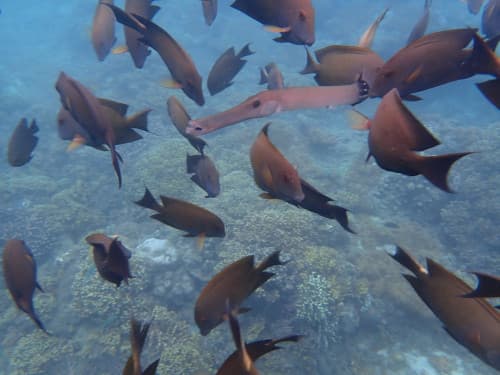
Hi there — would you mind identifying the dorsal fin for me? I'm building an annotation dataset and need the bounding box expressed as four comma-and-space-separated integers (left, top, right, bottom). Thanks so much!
98, 98, 129, 116
426, 258, 451, 277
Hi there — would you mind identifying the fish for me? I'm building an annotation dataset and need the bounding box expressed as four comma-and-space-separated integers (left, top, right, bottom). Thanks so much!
166, 96, 207, 154
250, 123, 354, 232
134, 187, 225, 247
91, 0, 116, 61
123, 0, 161, 68
7, 118, 39, 167
369, 29, 500, 98
85, 233, 133, 287
194, 251, 286, 335
407, 0, 431, 45
186, 77, 369, 136
2, 239, 47, 333
465, 0, 485, 14
217, 334, 302, 375
352, 89, 471, 192
201, 0, 217, 26
463, 272, 500, 298
231, 0, 315, 46
476, 78, 500, 109
259, 62, 285, 90
123, 319, 159, 375
207, 43, 254, 96
358, 7, 389, 49
55, 71, 123, 188
104, 3, 205, 106
187, 153, 220, 198
301, 45, 384, 87
482, 0, 500, 39
389, 246, 500, 371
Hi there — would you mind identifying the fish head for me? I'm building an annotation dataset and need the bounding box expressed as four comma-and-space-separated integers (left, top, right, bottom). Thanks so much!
204, 172, 221, 197
279, 8, 315, 46
369, 66, 396, 97
244, 92, 282, 117
183, 76, 205, 106
195, 310, 219, 336
275, 169, 304, 202
209, 219, 226, 237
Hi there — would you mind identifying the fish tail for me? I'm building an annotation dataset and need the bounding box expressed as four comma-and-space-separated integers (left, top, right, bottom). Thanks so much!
468, 33, 500, 77
300, 48, 319, 75
271, 334, 304, 346
110, 144, 123, 188
135, 187, 162, 212
238, 43, 254, 58
127, 109, 152, 131
257, 250, 288, 271
326, 204, 356, 234
476, 78, 500, 109
142, 359, 160, 375
389, 246, 426, 276
130, 318, 151, 371
416, 152, 472, 193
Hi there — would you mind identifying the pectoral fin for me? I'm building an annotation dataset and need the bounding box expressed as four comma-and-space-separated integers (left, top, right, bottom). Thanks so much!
264, 25, 291, 33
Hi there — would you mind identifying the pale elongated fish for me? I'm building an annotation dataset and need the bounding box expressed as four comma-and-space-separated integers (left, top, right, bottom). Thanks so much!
358, 7, 389, 49
91, 0, 116, 61
407, 0, 431, 45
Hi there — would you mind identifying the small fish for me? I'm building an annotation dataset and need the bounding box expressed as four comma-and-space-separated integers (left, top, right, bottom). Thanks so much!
465, 0, 485, 14
2, 239, 47, 333
463, 272, 500, 298
86, 233, 133, 287
207, 43, 254, 96
358, 7, 389, 49
91, 0, 116, 61
195, 251, 286, 335
259, 62, 285, 90
407, 0, 431, 45
166, 96, 207, 154
7, 118, 39, 167
123, 319, 160, 375
201, 0, 218, 26
187, 153, 220, 198
389, 246, 500, 371
482, 0, 500, 39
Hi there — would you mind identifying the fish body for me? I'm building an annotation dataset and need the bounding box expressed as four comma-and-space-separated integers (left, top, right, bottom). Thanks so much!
390, 246, 500, 371
407, 0, 431, 45
201, 0, 218, 26
91, 0, 116, 61
2, 239, 46, 332
7, 118, 39, 167
187, 154, 220, 197
195, 251, 286, 335
259, 62, 285, 90
207, 43, 254, 96
231, 0, 315, 46
482, 0, 500, 38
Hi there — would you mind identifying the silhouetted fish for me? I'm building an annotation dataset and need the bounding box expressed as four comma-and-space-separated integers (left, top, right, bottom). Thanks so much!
231, 0, 315, 46
123, 319, 159, 375
166, 96, 207, 154
201, 0, 217, 26
105, 3, 205, 106
407, 0, 431, 45
463, 272, 500, 298
358, 7, 389, 49
86, 233, 133, 287
91, 0, 116, 61
482, 0, 500, 38
207, 43, 254, 96
187, 153, 220, 198
195, 251, 286, 335
389, 246, 500, 371
259, 62, 285, 90
2, 239, 47, 333
7, 118, 39, 167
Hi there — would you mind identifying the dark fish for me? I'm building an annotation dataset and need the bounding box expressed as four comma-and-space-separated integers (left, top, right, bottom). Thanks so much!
91, 0, 116, 61
135, 187, 225, 244
259, 62, 285, 90
407, 0, 431, 45
231, 0, 315, 46
358, 7, 389, 49
2, 239, 47, 333
463, 272, 500, 298
369, 29, 500, 98
124, 0, 161, 68
482, 0, 500, 39
55, 72, 123, 187
201, 0, 218, 26
7, 118, 39, 167
207, 43, 254, 96
466, 0, 485, 14
166, 96, 207, 154
195, 251, 286, 336
217, 335, 302, 375
389, 246, 500, 371
187, 153, 220, 198
354, 88, 471, 192
104, 3, 205, 106
476, 78, 500, 109
86, 233, 133, 287
123, 319, 160, 375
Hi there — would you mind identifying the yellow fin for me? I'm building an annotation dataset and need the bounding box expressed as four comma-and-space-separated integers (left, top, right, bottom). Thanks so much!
263, 25, 291, 33
112, 45, 128, 54
403, 65, 423, 85
197, 233, 206, 250
259, 192, 276, 200
348, 110, 370, 130
67, 135, 87, 151
161, 78, 183, 89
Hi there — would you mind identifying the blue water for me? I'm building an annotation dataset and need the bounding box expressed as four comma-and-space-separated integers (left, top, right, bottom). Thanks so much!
0, 1, 498, 374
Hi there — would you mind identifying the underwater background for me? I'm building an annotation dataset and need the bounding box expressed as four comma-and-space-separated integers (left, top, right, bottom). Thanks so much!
0, 0, 498, 374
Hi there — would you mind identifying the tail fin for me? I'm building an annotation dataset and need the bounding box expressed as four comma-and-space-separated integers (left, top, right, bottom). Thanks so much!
300, 48, 319, 75
257, 250, 288, 271
142, 359, 160, 375
259, 67, 268, 85
463, 272, 500, 298
416, 152, 472, 192
135, 187, 162, 212
237, 43, 254, 58
476, 78, 500, 109
389, 246, 426, 276
326, 205, 356, 234
109, 145, 122, 189
468, 33, 500, 77
127, 109, 151, 131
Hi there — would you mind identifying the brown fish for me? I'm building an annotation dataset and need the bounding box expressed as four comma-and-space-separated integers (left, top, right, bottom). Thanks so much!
231, 0, 315, 46
166, 96, 207, 154
135, 187, 225, 244
55, 71, 123, 188
201, 0, 218, 26
187, 153, 220, 198
407, 0, 431, 45
389, 246, 500, 371
259, 62, 285, 90
123, 0, 161, 68
86, 233, 133, 287
186, 78, 369, 136
482, 0, 500, 38
7, 118, 39, 167
358, 7, 389, 49
105, 3, 205, 106
353, 88, 471, 192
463, 272, 500, 298
91, 0, 116, 61
194, 251, 286, 335
123, 319, 159, 375
466, 0, 485, 14
207, 43, 254, 96
2, 239, 47, 333
477, 78, 500, 109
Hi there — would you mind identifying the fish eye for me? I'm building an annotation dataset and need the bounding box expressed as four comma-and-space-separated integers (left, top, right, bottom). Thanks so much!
252, 100, 261, 108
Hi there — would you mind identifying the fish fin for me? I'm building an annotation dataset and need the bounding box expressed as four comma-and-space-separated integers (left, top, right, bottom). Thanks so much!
98, 98, 129, 116
467, 33, 500, 77
130, 319, 151, 360
238, 307, 252, 315
135, 187, 161, 211
476, 78, 500, 109
463, 272, 500, 298
190, 175, 204, 191
259, 67, 268, 84
486, 34, 500, 52
237, 43, 254, 58
425, 258, 451, 277
150, 5, 161, 19
35, 282, 45, 293
348, 110, 370, 130
264, 24, 291, 33
300, 48, 319, 75
197, 233, 206, 250
258, 250, 288, 271
161, 78, 183, 89
108, 141, 122, 188
402, 94, 423, 101
389, 246, 427, 276
67, 134, 87, 151
365, 152, 372, 162
126, 108, 152, 131
403, 65, 423, 85
142, 359, 160, 375
415, 152, 472, 192
259, 192, 277, 200
103, 3, 146, 32
29, 119, 39, 133
112, 45, 128, 54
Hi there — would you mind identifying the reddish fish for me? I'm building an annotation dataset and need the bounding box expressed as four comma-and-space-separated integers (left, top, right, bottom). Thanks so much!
91, 0, 116, 61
